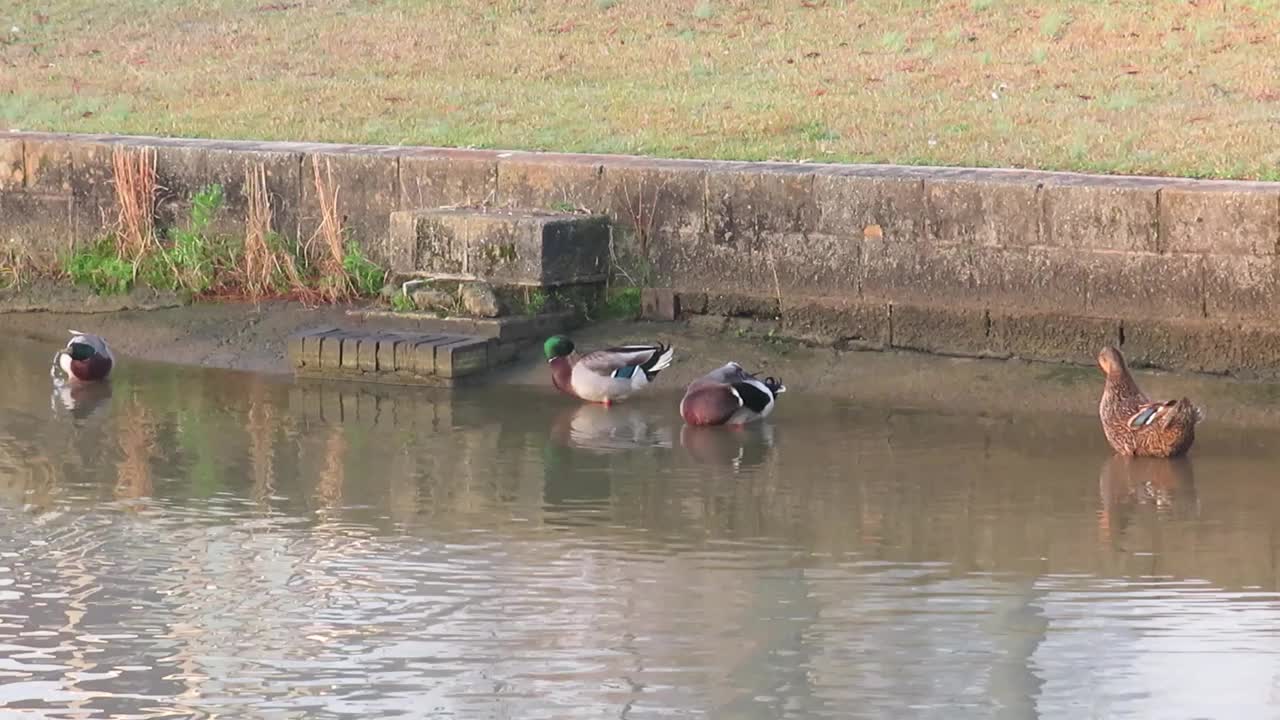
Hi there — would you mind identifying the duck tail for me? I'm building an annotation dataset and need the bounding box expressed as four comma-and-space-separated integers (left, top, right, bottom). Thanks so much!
646, 344, 675, 374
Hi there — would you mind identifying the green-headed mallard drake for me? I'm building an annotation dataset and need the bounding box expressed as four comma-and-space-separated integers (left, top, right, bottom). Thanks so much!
679, 361, 786, 426
1098, 346, 1201, 458
50, 330, 115, 383
543, 335, 675, 405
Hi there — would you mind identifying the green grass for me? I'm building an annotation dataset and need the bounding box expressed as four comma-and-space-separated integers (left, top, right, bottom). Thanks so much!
65, 238, 135, 295
602, 287, 642, 320
2, 1, 1280, 179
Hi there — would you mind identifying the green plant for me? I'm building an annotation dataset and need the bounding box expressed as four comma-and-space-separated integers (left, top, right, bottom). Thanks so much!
1040, 11, 1071, 40
525, 289, 548, 316
390, 292, 416, 312
342, 241, 385, 297
602, 286, 641, 320
65, 237, 134, 295
693, 0, 714, 20
162, 183, 227, 293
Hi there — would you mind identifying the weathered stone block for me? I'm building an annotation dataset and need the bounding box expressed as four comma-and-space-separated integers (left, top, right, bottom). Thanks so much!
24, 138, 115, 239
705, 293, 780, 318
319, 330, 352, 369
781, 299, 890, 347
297, 327, 338, 368
924, 171, 1041, 247
412, 337, 441, 375
0, 139, 22, 189
1085, 252, 1204, 320
1202, 254, 1275, 320
375, 334, 400, 371
399, 150, 498, 209
1159, 183, 1280, 255
1040, 178, 1161, 253
706, 164, 818, 250
989, 312, 1119, 364
890, 303, 991, 356
1119, 318, 1280, 375
861, 239, 974, 305
814, 169, 925, 242
496, 154, 606, 212
436, 337, 490, 379
676, 291, 708, 314
640, 288, 679, 321
340, 336, 362, 371
356, 335, 384, 372
388, 208, 609, 286
157, 146, 302, 242
301, 151, 399, 266
970, 247, 1089, 313
0, 191, 74, 264
602, 159, 706, 236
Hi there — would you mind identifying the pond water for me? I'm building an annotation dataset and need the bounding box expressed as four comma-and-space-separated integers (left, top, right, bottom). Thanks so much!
2, 338, 1280, 719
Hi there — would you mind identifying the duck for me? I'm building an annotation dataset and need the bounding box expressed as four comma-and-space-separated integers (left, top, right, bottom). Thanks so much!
1097, 345, 1201, 458
543, 334, 675, 405
679, 361, 786, 426
50, 330, 115, 383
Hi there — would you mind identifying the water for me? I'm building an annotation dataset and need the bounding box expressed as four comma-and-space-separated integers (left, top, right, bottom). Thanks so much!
3, 339, 1280, 719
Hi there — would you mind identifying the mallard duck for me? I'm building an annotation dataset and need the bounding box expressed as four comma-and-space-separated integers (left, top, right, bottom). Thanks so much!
50, 330, 114, 383
1097, 346, 1201, 458
543, 335, 675, 405
679, 361, 786, 426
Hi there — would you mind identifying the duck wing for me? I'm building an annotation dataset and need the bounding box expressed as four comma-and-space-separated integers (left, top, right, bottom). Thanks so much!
579, 344, 673, 377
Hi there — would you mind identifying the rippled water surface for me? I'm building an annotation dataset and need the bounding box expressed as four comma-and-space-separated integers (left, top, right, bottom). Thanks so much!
3, 339, 1280, 718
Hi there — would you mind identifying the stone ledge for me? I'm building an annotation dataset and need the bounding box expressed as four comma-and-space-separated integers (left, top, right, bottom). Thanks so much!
287, 327, 513, 386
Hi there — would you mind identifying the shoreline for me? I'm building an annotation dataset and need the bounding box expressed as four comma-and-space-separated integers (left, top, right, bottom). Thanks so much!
5, 298, 1280, 432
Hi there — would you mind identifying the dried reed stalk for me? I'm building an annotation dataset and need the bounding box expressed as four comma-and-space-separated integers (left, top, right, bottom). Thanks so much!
114, 398, 156, 501
308, 158, 350, 302
111, 146, 159, 264
242, 163, 280, 300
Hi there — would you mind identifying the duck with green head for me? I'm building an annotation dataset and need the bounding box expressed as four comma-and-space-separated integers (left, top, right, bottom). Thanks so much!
543, 334, 675, 405
1097, 345, 1201, 458
50, 330, 115, 384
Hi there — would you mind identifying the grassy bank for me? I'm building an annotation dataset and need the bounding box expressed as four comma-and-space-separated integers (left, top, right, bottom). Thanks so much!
1, 1, 1278, 179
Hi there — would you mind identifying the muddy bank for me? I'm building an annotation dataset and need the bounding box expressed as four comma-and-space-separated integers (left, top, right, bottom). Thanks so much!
3, 298, 1280, 430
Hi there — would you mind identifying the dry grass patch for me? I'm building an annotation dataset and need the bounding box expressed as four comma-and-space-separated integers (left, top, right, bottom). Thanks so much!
1, 0, 1279, 178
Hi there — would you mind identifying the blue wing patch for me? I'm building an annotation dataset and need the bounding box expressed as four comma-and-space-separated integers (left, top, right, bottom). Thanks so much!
1129, 405, 1160, 429
612, 365, 639, 380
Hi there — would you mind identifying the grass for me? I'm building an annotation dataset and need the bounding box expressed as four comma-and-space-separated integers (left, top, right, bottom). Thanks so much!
1, 1, 1279, 179
62, 154, 386, 300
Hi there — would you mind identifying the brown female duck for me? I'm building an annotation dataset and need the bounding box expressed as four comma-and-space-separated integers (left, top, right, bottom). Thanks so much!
1097, 346, 1202, 458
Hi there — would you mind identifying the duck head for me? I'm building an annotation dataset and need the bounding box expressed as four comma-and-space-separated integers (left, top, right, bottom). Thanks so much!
544, 335, 575, 362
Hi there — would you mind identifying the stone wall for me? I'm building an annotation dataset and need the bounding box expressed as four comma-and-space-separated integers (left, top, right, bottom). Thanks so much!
3, 131, 1279, 374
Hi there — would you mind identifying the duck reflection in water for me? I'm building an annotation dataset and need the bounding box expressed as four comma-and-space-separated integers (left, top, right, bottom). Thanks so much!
549, 402, 675, 454
50, 376, 113, 421
1097, 454, 1199, 545
680, 422, 777, 472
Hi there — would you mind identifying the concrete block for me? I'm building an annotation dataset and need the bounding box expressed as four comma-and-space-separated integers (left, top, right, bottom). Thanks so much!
861, 239, 974, 305
706, 164, 818, 249
24, 138, 115, 239
1202, 254, 1276, 320
388, 208, 609, 285
496, 154, 606, 212
781, 299, 890, 347
340, 336, 362, 371
1041, 178, 1160, 252
0, 139, 22, 189
1085, 252, 1204, 320
297, 328, 337, 368
602, 158, 706, 236
640, 288, 679, 321
705, 293, 780, 318
412, 337, 442, 375
399, 149, 498, 209
375, 334, 402, 371
970, 246, 1089, 313
989, 312, 1119, 364
1159, 182, 1280, 255
319, 330, 352, 369
814, 169, 925, 242
436, 337, 490, 379
356, 335, 382, 372
890, 303, 991, 356
924, 171, 1041, 247
676, 291, 708, 314
398, 335, 437, 372
1120, 318, 1280, 375
301, 151, 399, 266
0, 191, 74, 265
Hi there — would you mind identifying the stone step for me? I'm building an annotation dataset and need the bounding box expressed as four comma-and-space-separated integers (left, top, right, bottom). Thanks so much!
388, 207, 609, 287
287, 327, 515, 387
346, 308, 579, 343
